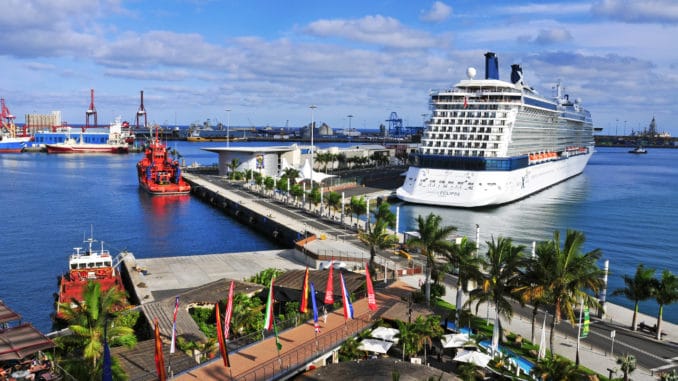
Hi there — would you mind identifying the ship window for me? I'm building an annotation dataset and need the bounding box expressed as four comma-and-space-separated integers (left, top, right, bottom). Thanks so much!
71, 264, 77, 270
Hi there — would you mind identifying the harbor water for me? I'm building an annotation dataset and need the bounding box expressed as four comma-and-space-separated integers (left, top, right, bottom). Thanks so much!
1, 142, 676, 332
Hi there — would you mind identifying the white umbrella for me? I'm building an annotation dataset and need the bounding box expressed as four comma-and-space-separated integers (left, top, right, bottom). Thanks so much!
440, 333, 471, 348
358, 338, 393, 354
453, 350, 491, 368
370, 327, 400, 343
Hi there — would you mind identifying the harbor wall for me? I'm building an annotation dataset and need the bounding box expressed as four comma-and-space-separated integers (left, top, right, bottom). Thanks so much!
186, 179, 300, 248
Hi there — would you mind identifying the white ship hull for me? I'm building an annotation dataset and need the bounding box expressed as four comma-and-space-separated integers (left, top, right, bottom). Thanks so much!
396, 148, 593, 208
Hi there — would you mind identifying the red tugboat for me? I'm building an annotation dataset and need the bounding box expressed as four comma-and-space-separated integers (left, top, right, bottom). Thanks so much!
137, 127, 191, 195
55, 230, 129, 321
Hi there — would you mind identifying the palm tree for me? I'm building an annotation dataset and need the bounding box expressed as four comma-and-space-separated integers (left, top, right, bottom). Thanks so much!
230, 293, 264, 337
531, 355, 581, 381
396, 320, 418, 360
350, 196, 367, 227
653, 269, 678, 340
326, 191, 341, 218
539, 230, 604, 354
359, 219, 399, 277
467, 236, 525, 347
339, 336, 365, 361
612, 264, 656, 331
442, 236, 482, 327
56, 281, 136, 379
282, 167, 300, 181
371, 201, 396, 229
412, 315, 443, 364
515, 240, 556, 343
617, 353, 637, 381
227, 158, 240, 179
406, 213, 456, 306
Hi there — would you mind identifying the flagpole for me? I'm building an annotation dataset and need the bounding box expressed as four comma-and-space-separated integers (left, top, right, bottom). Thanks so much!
576, 298, 583, 367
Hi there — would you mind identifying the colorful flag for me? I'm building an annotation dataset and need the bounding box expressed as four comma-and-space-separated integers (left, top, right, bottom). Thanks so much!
538, 313, 547, 360
224, 280, 235, 340
154, 318, 167, 381
324, 260, 334, 304
215, 303, 231, 367
582, 306, 590, 338
300, 267, 309, 313
365, 263, 377, 311
463, 96, 468, 108
102, 325, 112, 381
263, 278, 275, 331
340, 273, 354, 321
170, 296, 179, 354
310, 281, 320, 333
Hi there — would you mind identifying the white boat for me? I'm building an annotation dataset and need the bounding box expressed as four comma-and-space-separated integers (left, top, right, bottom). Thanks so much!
628, 146, 647, 154
397, 52, 594, 208
45, 117, 130, 154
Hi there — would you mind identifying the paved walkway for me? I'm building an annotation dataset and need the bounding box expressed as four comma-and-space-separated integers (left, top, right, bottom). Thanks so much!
399, 274, 678, 381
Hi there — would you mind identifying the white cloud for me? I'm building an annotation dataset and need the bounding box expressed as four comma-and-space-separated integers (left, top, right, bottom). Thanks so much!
420, 1, 453, 23
533, 27, 574, 45
305, 15, 435, 49
592, 0, 678, 24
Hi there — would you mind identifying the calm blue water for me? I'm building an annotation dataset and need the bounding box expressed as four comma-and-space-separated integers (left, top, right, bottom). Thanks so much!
1, 144, 676, 332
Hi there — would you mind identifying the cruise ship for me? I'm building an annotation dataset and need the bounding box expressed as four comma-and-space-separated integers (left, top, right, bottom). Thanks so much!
397, 52, 594, 208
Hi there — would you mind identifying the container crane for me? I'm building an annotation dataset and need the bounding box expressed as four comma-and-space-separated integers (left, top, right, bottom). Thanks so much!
85, 89, 97, 131
135, 90, 147, 129
1, 98, 19, 137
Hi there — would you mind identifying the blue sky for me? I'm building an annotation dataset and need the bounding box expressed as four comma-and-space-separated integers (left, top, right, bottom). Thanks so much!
1, 0, 677, 135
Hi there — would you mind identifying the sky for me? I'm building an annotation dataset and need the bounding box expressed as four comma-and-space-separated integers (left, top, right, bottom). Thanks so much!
1, 0, 678, 135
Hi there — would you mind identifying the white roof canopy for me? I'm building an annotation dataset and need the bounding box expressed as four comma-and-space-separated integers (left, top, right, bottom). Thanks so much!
358, 338, 393, 354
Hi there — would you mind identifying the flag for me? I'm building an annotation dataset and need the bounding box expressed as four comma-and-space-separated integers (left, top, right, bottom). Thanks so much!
365, 263, 377, 311
170, 296, 179, 354
224, 281, 235, 340
324, 260, 334, 304
340, 273, 354, 321
263, 278, 275, 331
300, 267, 309, 313
463, 96, 468, 108
582, 306, 590, 338
538, 313, 547, 360
273, 319, 283, 351
215, 303, 231, 367
154, 318, 167, 381
102, 325, 112, 381
310, 281, 320, 333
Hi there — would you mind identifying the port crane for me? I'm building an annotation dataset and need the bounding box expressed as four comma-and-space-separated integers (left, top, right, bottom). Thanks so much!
1, 98, 19, 137
85, 89, 97, 131
136, 90, 147, 129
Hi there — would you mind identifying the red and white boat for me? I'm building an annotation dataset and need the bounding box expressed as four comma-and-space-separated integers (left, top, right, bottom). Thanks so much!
136, 127, 191, 195
55, 229, 129, 321
45, 117, 130, 154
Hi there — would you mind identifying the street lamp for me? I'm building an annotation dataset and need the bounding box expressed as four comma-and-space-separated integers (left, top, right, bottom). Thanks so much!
309, 105, 317, 187
226, 109, 231, 148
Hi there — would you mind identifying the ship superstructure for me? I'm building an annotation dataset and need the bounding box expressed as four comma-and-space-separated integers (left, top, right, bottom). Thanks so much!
397, 52, 594, 207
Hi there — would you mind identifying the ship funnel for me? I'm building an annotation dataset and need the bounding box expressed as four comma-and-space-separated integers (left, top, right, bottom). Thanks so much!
511, 64, 523, 84
484, 52, 499, 80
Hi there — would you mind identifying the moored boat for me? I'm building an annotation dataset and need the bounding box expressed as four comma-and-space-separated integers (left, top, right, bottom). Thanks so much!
137, 127, 191, 195
0, 135, 31, 153
628, 146, 647, 154
54, 229, 130, 321
45, 117, 130, 154
396, 52, 595, 208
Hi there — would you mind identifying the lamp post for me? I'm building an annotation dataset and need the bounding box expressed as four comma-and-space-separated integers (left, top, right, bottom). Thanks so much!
226, 109, 231, 148
309, 105, 317, 188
